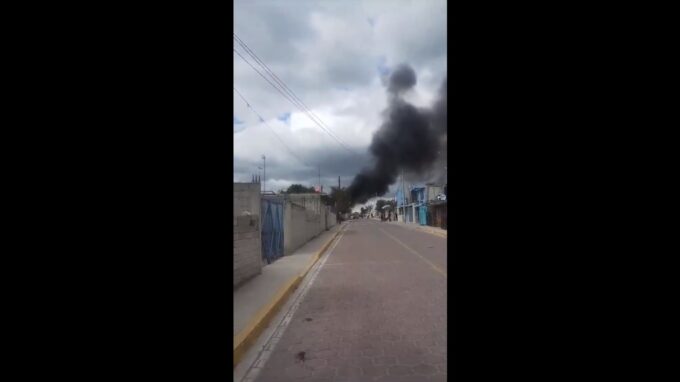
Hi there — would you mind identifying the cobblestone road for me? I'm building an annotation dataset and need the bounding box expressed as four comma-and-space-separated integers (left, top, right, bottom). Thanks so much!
255, 219, 447, 382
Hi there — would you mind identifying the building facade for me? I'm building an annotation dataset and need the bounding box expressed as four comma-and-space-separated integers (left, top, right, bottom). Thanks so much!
396, 183, 447, 226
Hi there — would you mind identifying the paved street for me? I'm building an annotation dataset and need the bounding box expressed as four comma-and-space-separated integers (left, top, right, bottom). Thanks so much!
255, 219, 447, 382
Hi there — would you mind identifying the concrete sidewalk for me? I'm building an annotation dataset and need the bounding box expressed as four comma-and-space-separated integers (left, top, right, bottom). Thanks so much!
388, 220, 448, 238
233, 223, 344, 368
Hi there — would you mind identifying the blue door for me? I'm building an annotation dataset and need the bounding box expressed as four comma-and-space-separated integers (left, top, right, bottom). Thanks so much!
261, 198, 284, 264
418, 205, 427, 225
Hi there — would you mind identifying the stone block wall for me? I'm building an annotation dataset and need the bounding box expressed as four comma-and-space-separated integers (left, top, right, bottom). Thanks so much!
233, 183, 262, 288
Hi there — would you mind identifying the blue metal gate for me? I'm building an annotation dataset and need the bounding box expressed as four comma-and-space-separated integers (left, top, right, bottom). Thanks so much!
261, 197, 284, 264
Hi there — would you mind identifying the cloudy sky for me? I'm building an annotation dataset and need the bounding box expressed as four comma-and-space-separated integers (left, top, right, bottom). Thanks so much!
234, 0, 447, 197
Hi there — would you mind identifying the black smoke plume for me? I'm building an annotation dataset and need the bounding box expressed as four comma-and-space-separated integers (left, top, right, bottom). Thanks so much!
347, 64, 447, 205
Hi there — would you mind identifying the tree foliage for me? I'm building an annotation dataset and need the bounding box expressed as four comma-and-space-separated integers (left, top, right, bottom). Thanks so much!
284, 184, 316, 194
376, 199, 386, 211
328, 187, 351, 214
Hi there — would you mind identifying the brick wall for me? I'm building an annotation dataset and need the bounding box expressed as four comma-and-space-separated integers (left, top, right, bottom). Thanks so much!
233, 183, 262, 288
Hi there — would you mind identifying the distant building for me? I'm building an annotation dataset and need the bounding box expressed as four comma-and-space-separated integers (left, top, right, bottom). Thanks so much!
396, 183, 445, 226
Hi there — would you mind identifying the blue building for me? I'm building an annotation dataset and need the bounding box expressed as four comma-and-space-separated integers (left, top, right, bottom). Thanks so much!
396, 184, 427, 225
396, 183, 445, 226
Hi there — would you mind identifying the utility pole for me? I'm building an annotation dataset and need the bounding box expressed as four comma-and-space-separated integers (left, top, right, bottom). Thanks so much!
335, 176, 339, 220
262, 155, 266, 193
318, 165, 321, 192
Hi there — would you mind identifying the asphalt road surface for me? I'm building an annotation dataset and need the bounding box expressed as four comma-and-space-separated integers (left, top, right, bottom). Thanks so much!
255, 219, 447, 382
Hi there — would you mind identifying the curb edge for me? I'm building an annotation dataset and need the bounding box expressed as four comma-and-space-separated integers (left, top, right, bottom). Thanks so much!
233, 224, 343, 368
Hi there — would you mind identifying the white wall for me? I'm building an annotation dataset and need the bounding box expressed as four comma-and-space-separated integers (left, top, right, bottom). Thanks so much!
282, 194, 335, 256
325, 208, 336, 229
284, 201, 321, 255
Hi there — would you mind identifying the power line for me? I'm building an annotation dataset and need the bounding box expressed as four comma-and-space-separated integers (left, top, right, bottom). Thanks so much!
234, 86, 314, 169
233, 45, 352, 154
234, 42, 357, 154
233, 35, 347, 144
233, 33, 345, 146
233, 49, 297, 110
234, 86, 310, 167
232, 35, 358, 155
234, 34, 307, 115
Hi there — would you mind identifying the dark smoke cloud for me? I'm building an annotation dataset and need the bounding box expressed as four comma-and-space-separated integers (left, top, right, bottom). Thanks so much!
387, 64, 416, 94
430, 78, 447, 134
427, 78, 448, 185
347, 64, 447, 205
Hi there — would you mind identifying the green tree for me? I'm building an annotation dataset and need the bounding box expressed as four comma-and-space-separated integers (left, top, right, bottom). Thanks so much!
329, 187, 351, 215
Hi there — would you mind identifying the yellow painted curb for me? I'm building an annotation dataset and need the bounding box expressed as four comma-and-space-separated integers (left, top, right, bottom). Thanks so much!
233, 225, 343, 368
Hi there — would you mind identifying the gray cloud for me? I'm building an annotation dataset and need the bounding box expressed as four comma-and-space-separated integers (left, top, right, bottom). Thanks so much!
234, 0, 446, 191
234, 145, 374, 189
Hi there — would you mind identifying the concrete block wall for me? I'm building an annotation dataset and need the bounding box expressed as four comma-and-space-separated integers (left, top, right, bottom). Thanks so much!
285, 193, 321, 215
284, 202, 319, 255
283, 196, 337, 256
233, 183, 262, 288
234, 183, 261, 225
269, 193, 337, 257
233, 215, 262, 287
